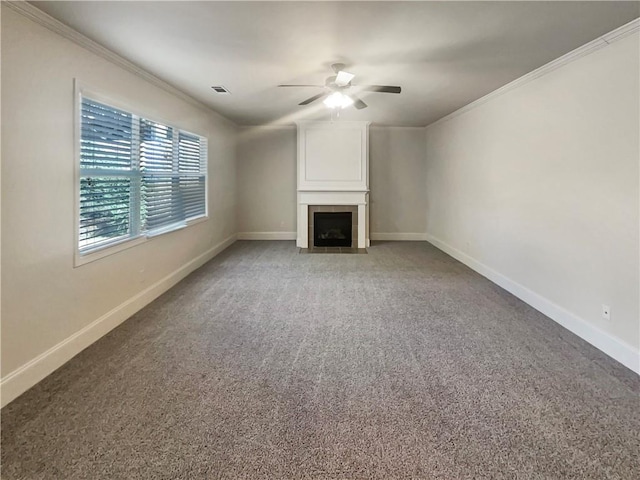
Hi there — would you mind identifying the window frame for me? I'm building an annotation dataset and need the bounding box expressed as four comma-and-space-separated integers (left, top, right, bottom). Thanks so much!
74, 82, 208, 267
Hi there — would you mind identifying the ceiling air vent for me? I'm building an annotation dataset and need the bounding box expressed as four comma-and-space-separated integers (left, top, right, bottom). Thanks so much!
211, 86, 230, 94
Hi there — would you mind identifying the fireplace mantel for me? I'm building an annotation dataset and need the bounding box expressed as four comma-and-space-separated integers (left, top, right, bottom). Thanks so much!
295, 121, 370, 248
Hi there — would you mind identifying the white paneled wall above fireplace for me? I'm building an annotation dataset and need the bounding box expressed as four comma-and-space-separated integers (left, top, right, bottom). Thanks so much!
296, 121, 370, 248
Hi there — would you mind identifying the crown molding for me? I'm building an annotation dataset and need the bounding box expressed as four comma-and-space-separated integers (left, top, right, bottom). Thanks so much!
426, 17, 640, 130
239, 125, 297, 130
5, 1, 636, 131
3, 0, 237, 127
369, 125, 427, 130
602, 16, 640, 44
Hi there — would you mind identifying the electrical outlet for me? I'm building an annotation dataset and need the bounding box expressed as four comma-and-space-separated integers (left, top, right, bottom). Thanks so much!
602, 304, 611, 321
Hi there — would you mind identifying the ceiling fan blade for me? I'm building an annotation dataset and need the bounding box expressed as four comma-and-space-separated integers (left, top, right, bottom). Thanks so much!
299, 92, 327, 105
361, 85, 401, 94
335, 70, 355, 87
350, 94, 368, 110
278, 84, 324, 88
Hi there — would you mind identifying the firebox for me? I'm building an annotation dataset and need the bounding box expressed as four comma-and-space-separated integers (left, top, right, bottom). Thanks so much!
314, 212, 353, 247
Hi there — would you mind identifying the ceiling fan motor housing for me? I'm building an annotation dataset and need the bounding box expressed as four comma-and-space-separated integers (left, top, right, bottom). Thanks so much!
279, 63, 401, 109
325, 75, 351, 90
331, 63, 346, 73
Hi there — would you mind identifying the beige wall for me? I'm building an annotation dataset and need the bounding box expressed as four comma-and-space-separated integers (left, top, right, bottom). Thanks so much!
237, 127, 297, 235
370, 127, 427, 236
1, 6, 238, 384
425, 32, 639, 366
236, 126, 427, 237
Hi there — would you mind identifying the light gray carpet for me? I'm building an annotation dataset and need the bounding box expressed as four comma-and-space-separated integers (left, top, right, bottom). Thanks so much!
2, 241, 638, 479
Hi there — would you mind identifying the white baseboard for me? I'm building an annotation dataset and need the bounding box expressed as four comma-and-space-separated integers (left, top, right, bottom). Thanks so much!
0, 234, 237, 408
370, 232, 428, 241
238, 232, 428, 242
237, 232, 297, 240
426, 234, 640, 375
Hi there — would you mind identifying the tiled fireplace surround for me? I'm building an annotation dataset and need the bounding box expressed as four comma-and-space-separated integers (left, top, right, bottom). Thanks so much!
296, 190, 369, 249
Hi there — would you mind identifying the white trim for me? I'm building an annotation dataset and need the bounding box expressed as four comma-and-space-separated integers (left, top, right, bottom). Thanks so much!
75, 235, 147, 267
425, 234, 640, 375
426, 18, 640, 130
0, 234, 237, 408
3, 0, 236, 128
237, 232, 297, 241
370, 233, 428, 242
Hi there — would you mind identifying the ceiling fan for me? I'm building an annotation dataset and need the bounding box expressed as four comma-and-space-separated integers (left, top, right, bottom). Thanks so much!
278, 63, 401, 110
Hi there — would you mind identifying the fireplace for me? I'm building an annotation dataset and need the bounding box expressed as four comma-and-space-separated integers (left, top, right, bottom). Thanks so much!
295, 121, 370, 249
314, 212, 352, 247
307, 205, 358, 248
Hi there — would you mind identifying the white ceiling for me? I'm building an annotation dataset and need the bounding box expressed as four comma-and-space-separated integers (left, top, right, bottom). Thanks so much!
31, 1, 639, 127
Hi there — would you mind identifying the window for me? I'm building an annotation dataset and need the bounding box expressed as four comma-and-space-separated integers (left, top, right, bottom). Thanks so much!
78, 96, 207, 261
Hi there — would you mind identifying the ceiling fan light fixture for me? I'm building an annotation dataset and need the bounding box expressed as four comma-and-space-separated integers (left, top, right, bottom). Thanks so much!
323, 92, 354, 109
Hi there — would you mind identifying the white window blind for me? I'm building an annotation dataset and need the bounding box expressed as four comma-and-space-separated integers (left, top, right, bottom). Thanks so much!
140, 119, 177, 233
79, 99, 138, 251
78, 96, 207, 255
177, 132, 207, 221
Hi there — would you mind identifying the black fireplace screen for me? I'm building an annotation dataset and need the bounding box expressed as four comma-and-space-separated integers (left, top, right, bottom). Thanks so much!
314, 212, 352, 247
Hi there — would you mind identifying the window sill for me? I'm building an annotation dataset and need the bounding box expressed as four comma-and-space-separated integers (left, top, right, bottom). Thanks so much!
75, 235, 146, 267
74, 215, 208, 267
